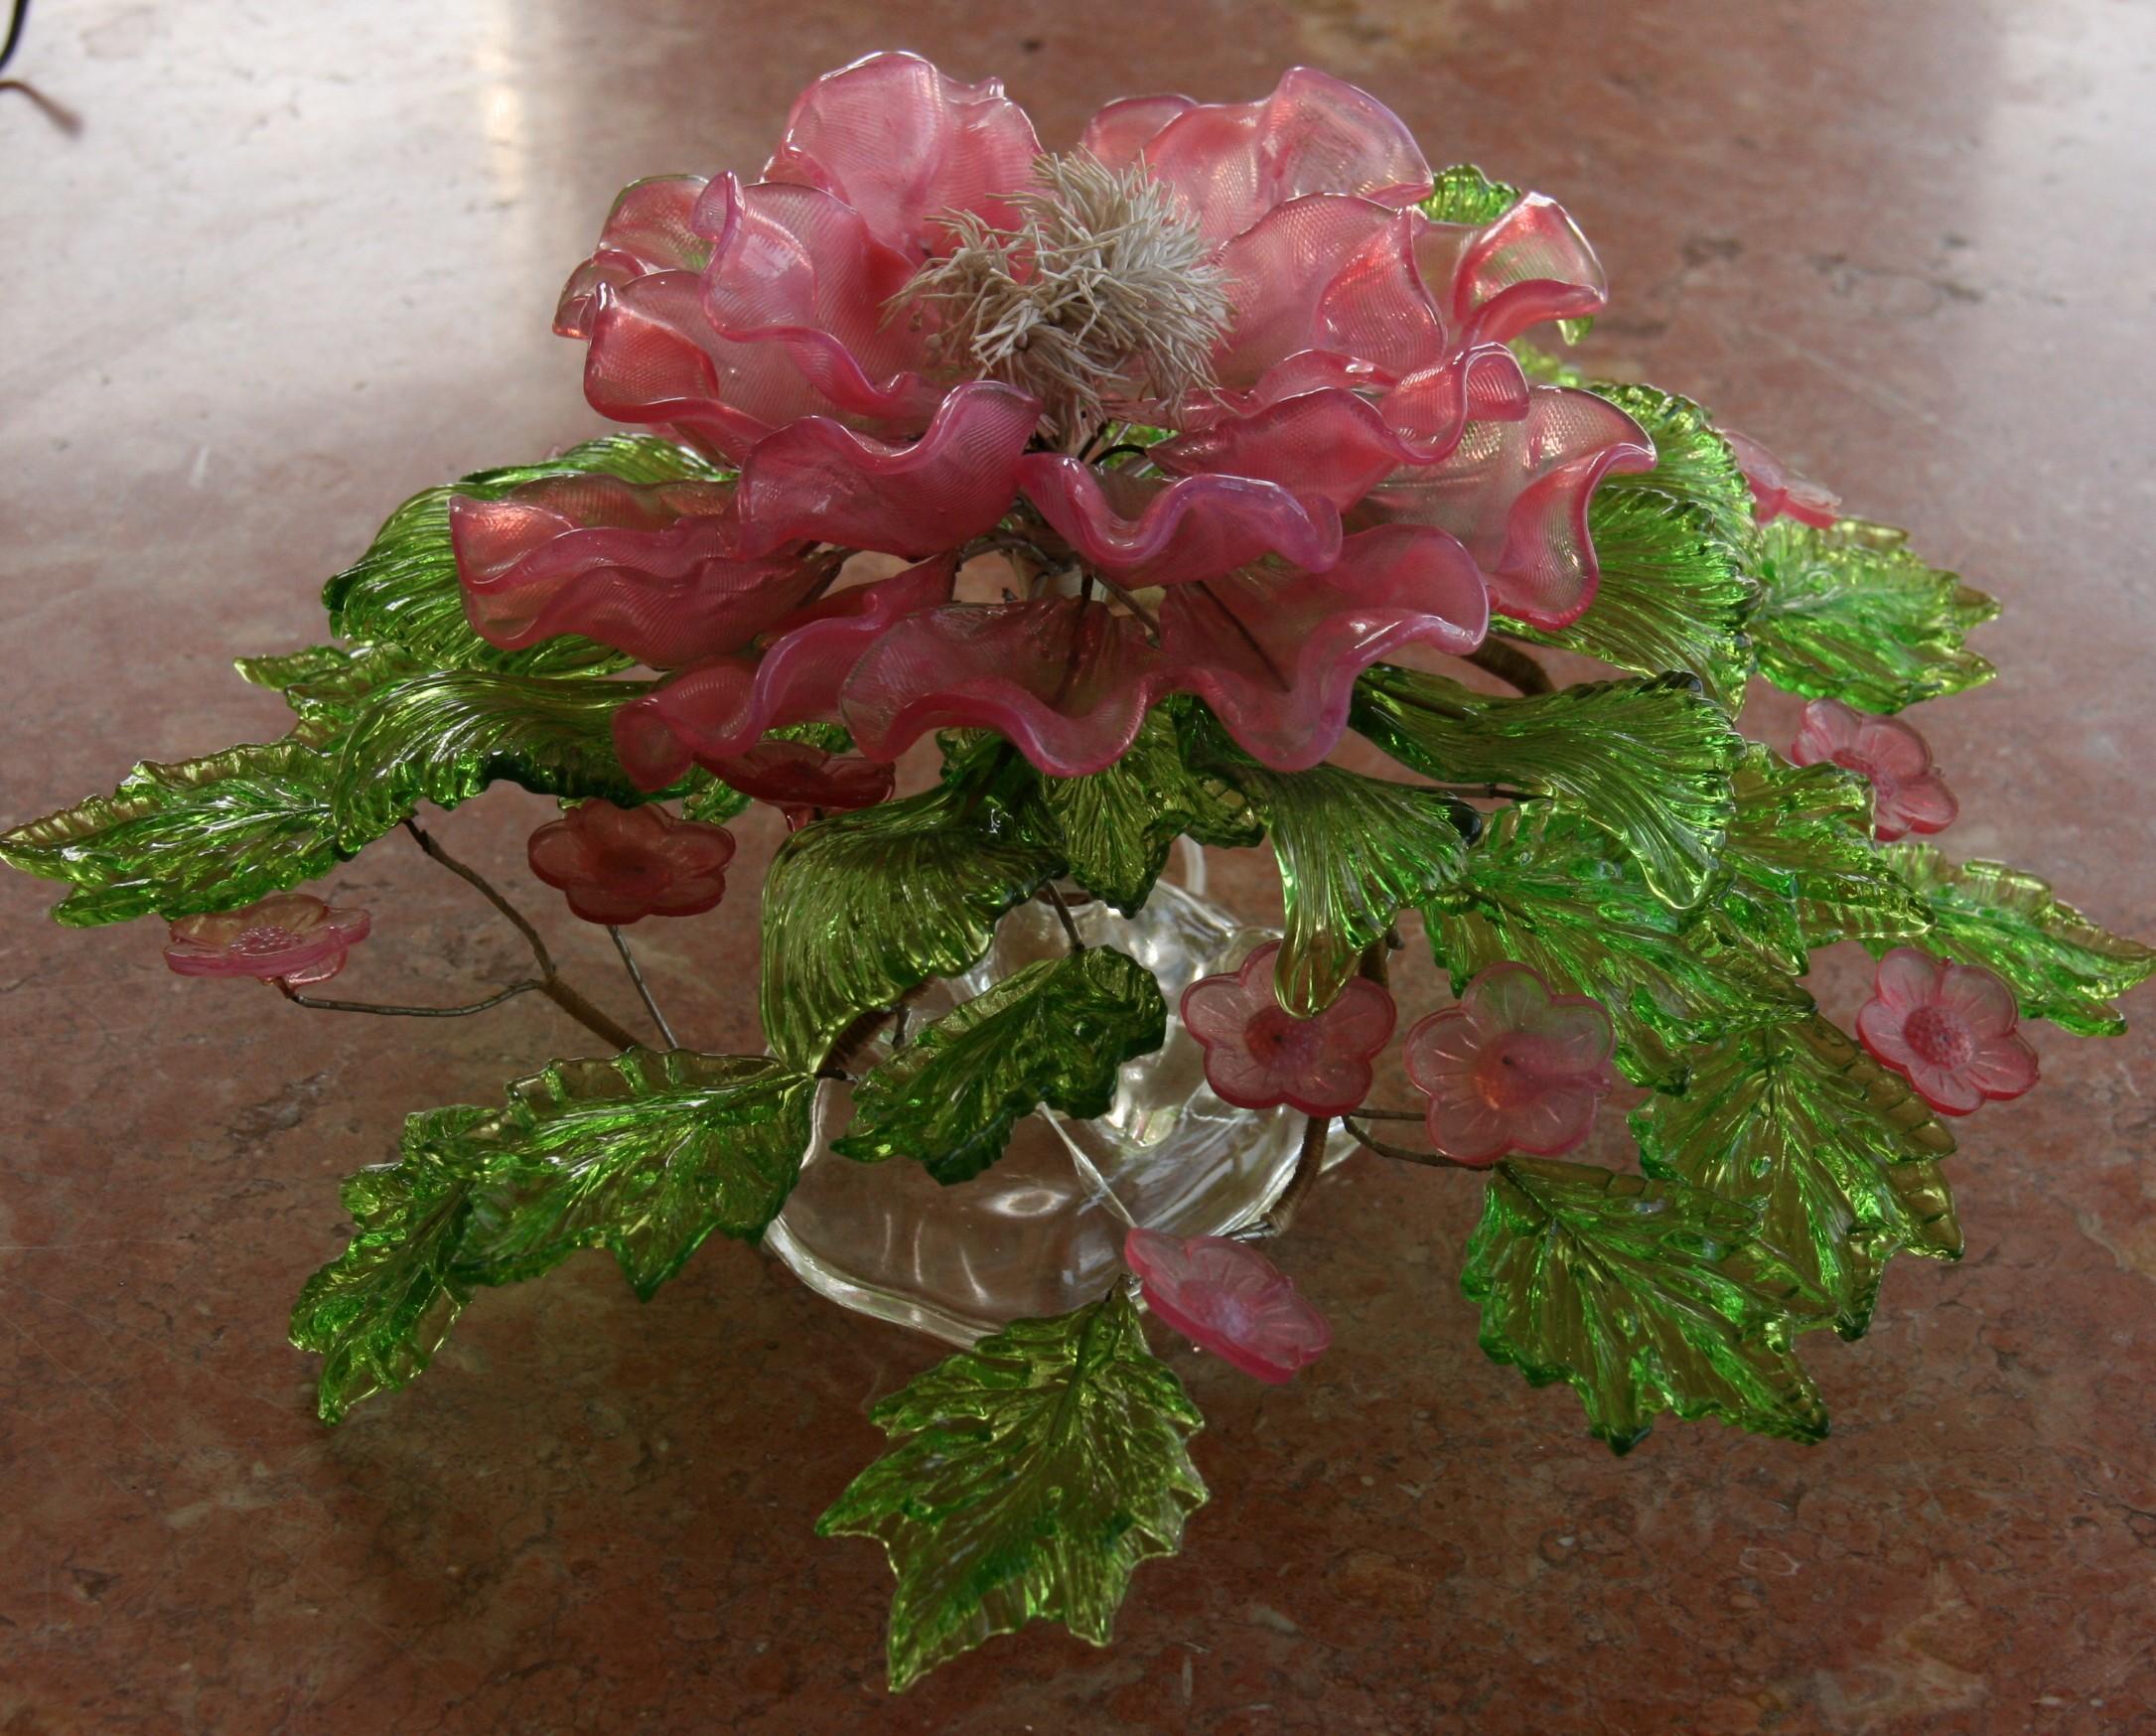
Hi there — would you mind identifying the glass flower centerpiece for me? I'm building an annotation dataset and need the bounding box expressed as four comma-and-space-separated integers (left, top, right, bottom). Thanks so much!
5, 51, 2151, 1692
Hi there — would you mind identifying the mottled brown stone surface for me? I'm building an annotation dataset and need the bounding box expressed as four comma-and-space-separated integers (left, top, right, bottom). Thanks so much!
2, 3, 2152, 1731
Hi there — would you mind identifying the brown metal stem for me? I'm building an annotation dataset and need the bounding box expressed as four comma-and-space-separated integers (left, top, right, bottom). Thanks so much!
1467, 640, 1555, 696
1266, 1113, 1332, 1234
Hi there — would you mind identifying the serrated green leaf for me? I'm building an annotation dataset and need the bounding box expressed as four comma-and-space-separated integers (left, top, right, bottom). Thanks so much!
761, 781, 1063, 1072
1587, 381, 1758, 554
1878, 846, 2155, 1036
1421, 806, 1813, 1088
328, 670, 649, 843
1461, 1158, 1835, 1451
0, 739, 349, 927
1355, 666, 1740, 909
234, 642, 430, 740
1634, 1015, 1960, 1339
1750, 517, 1998, 712
1510, 340, 1588, 388
1420, 162, 1523, 224
1212, 756, 1475, 1017
322, 435, 724, 675
817, 1287, 1206, 1691
1716, 744, 1931, 971
835, 948, 1167, 1183
1501, 489, 1758, 709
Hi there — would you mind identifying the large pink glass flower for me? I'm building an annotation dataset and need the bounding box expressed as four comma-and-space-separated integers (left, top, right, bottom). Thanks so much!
1181, 941, 1395, 1114
461, 53, 1654, 786
163, 893, 371, 986
1791, 697, 1957, 841
1122, 1227, 1331, 1384
1402, 962, 1616, 1165
526, 800, 736, 925
1856, 948, 2037, 1116
1721, 427, 1840, 528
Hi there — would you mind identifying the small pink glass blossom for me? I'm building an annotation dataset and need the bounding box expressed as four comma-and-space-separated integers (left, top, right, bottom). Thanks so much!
1122, 1227, 1331, 1384
526, 799, 736, 925
1401, 961, 1616, 1165
163, 892, 371, 986
1790, 697, 1957, 841
1856, 947, 2037, 1117
1721, 427, 1840, 528
1180, 940, 1396, 1114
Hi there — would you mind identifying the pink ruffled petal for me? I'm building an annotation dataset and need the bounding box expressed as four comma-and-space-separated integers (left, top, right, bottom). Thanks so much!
556, 175, 712, 340
1138, 67, 1430, 243
1077, 91, 1198, 169
1157, 524, 1488, 771
1019, 454, 1344, 584
1414, 194, 1608, 350
760, 52, 1042, 256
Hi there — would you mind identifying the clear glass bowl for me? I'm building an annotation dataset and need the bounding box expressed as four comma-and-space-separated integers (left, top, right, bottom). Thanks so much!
765, 852, 1340, 1345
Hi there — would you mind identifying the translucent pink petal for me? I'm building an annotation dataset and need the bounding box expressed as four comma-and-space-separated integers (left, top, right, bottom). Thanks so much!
1871, 947, 1945, 1015
1414, 194, 1608, 350
1421, 1096, 1509, 1166
526, 800, 735, 926
703, 740, 895, 814
1722, 427, 1841, 528
1905, 1060, 1982, 1116
760, 52, 1042, 255
1850, 712, 1935, 781
1936, 961, 2021, 1038
1122, 1229, 1330, 1384
1791, 697, 1862, 766
733, 381, 1040, 558
1137, 67, 1430, 243
1180, 972, 1270, 1049
1402, 963, 1614, 1161
1157, 524, 1488, 771
164, 894, 369, 983
1320, 975, 1399, 1058
1880, 772, 1958, 838
1498, 1085, 1603, 1155
1019, 454, 1343, 584
1077, 92, 1197, 168
1854, 999, 1920, 1070
1178, 941, 1397, 1116
556, 175, 711, 340
1356, 385, 1654, 628
1964, 1033, 2039, 1099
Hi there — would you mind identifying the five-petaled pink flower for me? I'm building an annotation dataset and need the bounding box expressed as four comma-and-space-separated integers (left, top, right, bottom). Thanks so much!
1122, 1227, 1331, 1384
163, 892, 372, 986
1402, 961, 1616, 1165
526, 799, 736, 925
453, 52, 1654, 793
1790, 697, 1957, 841
1856, 947, 2037, 1116
1181, 940, 1396, 1114
1721, 427, 1840, 528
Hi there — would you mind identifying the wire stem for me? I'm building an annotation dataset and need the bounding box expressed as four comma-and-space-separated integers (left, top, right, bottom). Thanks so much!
278, 979, 543, 1018
1342, 1116, 1478, 1170
1265, 1114, 1332, 1234
1043, 881, 1086, 951
1467, 639, 1555, 696
609, 926, 678, 1049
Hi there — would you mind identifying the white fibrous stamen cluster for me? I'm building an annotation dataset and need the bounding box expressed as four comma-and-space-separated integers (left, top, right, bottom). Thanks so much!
895, 152, 1231, 442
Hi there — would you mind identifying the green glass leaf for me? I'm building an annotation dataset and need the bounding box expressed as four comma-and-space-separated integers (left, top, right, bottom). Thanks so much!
817, 1287, 1207, 1691
1421, 806, 1813, 1088
1420, 162, 1523, 224
762, 781, 1063, 1072
322, 435, 725, 675
835, 947, 1168, 1182
1750, 517, 1999, 712
1500, 489, 1758, 709
328, 670, 649, 844
1461, 1158, 1834, 1452
1878, 845, 2156, 1036
1215, 756, 1475, 1016
1355, 665, 1740, 909
1633, 1015, 1960, 1339
1510, 340, 1587, 388
1715, 744, 1930, 971
1588, 381, 1758, 555
0, 739, 346, 927
288, 1105, 493, 1425
234, 642, 429, 741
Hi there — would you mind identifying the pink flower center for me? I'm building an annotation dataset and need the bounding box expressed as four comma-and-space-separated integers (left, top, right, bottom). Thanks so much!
592, 847, 672, 894
1242, 1006, 1324, 1072
1903, 1005, 1975, 1069
1829, 748, 1899, 805
228, 924, 303, 957
1472, 1033, 1571, 1110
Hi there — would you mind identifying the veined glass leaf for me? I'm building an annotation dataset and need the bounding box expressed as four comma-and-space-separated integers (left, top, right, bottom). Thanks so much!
1216, 757, 1476, 1017
761, 782, 1063, 1072
1355, 665, 1740, 909
322, 435, 724, 675
817, 1288, 1207, 1691
1420, 162, 1523, 224
1588, 381, 1758, 555
1878, 845, 2155, 1036
1510, 340, 1587, 388
1421, 806, 1813, 1088
0, 739, 347, 927
1634, 1015, 1960, 1339
835, 948, 1168, 1183
1501, 489, 1758, 709
1750, 517, 1998, 713
1717, 744, 1931, 972
329, 670, 650, 844
1461, 1158, 1835, 1451
234, 642, 429, 740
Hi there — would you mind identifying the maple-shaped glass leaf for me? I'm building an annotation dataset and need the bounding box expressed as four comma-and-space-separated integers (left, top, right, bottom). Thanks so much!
1500, 489, 1758, 710
1750, 517, 1999, 713
1878, 845, 2156, 1036
0, 739, 349, 927
1633, 1015, 1960, 1339
321, 434, 725, 675
1422, 805, 1813, 1088
1210, 753, 1476, 1017
1588, 381, 1759, 555
762, 781, 1063, 1072
1717, 744, 1932, 972
1355, 665, 1741, 909
835, 948, 1168, 1183
816, 1287, 1207, 1691
1460, 1158, 1835, 1451
328, 670, 650, 844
